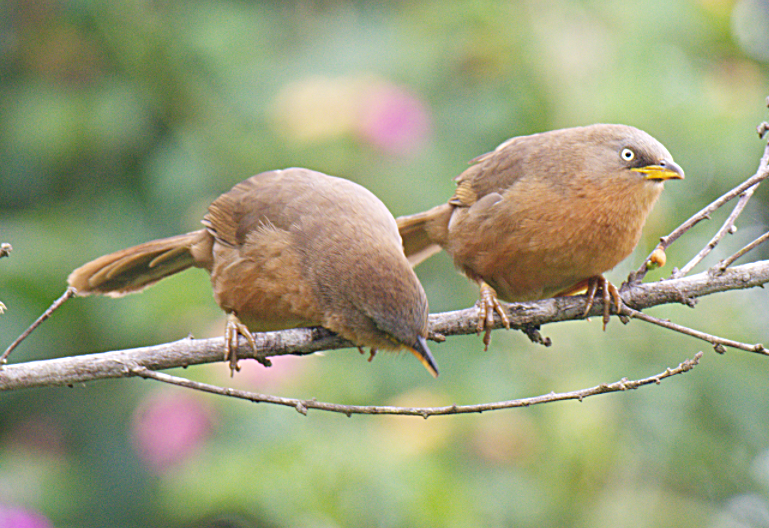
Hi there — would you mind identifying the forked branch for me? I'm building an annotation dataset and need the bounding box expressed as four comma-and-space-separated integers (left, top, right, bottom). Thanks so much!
1, 107, 769, 418
0, 259, 766, 392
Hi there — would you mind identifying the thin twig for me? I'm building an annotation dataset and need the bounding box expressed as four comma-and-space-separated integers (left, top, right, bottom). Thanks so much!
0, 244, 10, 314
715, 231, 769, 272
131, 352, 703, 417
0, 287, 76, 365
623, 306, 767, 356
674, 186, 757, 277
631, 139, 769, 283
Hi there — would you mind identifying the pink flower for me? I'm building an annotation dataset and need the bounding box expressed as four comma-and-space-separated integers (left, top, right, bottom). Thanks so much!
357, 83, 432, 156
131, 392, 213, 474
0, 505, 54, 528
271, 75, 432, 156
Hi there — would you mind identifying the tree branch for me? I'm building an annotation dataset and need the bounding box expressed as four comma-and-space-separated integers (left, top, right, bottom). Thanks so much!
0, 243, 10, 315
674, 185, 757, 278
622, 306, 766, 356
716, 231, 769, 271
1, 260, 766, 392
631, 137, 769, 283
0, 288, 76, 365
126, 352, 703, 417
3, 105, 769, 419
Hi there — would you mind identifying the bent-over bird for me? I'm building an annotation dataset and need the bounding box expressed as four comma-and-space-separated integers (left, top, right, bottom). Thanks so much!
69, 168, 438, 376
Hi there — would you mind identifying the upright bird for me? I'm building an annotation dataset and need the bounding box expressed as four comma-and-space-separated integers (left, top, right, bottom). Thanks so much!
397, 124, 684, 346
68, 168, 438, 376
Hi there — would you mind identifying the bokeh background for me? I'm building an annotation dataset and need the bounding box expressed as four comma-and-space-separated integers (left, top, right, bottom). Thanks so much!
2, 0, 769, 526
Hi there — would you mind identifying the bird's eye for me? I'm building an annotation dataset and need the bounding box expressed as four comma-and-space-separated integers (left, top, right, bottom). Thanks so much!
620, 148, 635, 162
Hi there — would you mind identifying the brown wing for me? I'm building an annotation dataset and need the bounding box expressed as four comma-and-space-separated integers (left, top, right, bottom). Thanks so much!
450, 134, 540, 208
202, 169, 313, 247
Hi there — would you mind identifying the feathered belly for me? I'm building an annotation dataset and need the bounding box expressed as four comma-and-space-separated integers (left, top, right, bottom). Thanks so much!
456, 209, 645, 302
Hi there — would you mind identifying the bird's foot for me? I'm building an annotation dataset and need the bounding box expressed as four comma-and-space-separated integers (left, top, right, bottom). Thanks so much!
476, 282, 510, 350
358, 346, 378, 362
224, 313, 270, 376
582, 275, 624, 330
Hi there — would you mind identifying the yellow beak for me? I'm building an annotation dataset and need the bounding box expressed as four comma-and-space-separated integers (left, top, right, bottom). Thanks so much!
631, 160, 685, 181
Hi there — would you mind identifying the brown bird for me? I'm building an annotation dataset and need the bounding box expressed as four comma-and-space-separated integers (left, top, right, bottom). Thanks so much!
68, 168, 438, 376
397, 124, 684, 346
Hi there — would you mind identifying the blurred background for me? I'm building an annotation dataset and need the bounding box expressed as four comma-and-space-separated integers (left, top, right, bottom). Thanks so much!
1, 0, 769, 526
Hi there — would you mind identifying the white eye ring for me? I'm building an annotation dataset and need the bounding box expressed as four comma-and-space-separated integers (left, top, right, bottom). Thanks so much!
620, 148, 635, 161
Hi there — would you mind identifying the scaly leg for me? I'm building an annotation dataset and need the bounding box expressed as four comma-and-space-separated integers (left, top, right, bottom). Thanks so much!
582, 275, 624, 331
224, 313, 269, 376
358, 346, 378, 362
477, 282, 510, 350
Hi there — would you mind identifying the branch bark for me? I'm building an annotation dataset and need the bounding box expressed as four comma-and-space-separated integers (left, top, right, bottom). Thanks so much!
1, 259, 767, 392
129, 352, 703, 417
632, 134, 769, 283
3, 105, 769, 418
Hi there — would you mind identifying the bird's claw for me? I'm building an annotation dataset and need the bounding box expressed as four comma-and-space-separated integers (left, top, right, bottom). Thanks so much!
225, 313, 270, 376
583, 276, 624, 330
358, 346, 378, 362
476, 282, 510, 350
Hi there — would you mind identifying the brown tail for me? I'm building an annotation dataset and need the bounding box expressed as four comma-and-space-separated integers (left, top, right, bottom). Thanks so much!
68, 230, 208, 297
396, 204, 452, 267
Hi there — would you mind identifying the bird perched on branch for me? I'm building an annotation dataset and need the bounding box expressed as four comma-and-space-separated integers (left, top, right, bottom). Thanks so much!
397, 124, 684, 346
68, 168, 438, 376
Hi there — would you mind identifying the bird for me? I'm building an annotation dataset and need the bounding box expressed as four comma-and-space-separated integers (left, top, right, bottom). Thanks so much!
68, 168, 439, 377
396, 124, 684, 346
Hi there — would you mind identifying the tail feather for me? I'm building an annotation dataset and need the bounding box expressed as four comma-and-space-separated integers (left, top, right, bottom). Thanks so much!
396, 204, 452, 267
68, 230, 207, 297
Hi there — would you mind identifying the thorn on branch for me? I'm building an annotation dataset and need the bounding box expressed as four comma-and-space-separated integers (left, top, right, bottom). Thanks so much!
522, 324, 552, 347
429, 332, 446, 343
671, 286, 698, 308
